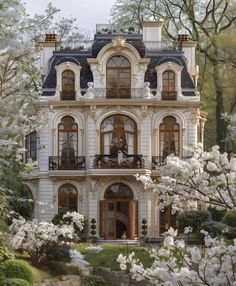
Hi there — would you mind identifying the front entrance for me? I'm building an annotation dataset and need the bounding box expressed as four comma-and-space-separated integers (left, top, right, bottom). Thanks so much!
100, 183, 138, 240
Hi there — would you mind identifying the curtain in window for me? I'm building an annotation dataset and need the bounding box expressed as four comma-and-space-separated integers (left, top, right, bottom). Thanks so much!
100, 115, 137, 155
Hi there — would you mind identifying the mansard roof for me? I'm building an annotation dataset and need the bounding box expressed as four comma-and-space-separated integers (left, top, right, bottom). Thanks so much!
42, 33, 195, 96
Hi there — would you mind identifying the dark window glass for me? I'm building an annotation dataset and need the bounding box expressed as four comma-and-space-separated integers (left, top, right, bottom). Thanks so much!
58, 184, 78, 213
106, 56, 131, 98
104, 183, 133, 200
25, 131, 37, 161
58, 116, 78, 166
61, 70, 75, 100
162, 70, 176, 100
100, 115, 137, 155
160, 116, 180, 158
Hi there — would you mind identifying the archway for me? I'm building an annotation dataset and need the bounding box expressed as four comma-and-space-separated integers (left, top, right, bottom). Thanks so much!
100, 183, 138, 240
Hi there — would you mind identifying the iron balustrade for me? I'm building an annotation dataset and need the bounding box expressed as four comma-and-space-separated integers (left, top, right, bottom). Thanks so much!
49, 156, 85, 170
94, 152, 145, 169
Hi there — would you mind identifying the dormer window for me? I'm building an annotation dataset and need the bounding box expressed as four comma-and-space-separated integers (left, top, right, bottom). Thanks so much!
61, 70, 75, 100
162, 70, 176, 100
106, 56, 131, 99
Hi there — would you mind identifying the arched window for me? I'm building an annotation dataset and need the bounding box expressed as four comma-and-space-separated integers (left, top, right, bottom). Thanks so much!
162, 70, 176, 100
160, 116, 180, 158
61, 70, 75, 100
100, 115, 137, 155
104, 183, 134, 200
58, 116, 78, 168
58, 184, 78, 213
106, 56, 131, 98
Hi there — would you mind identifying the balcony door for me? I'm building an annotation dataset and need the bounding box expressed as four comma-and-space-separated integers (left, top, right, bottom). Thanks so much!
100, 183, 138, 240
58, 116, 78, 169
106, 56, 131, 98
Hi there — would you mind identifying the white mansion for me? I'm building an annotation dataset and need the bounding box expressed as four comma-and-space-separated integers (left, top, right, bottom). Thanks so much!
24, 21, 205, 239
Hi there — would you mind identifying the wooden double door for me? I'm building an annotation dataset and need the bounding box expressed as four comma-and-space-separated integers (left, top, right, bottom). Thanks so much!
100, 200, 138, 240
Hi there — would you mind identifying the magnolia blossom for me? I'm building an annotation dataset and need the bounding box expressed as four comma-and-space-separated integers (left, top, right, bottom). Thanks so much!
117, 229, 236, 286
9, 213, 84, 265
136, 145, 236, 212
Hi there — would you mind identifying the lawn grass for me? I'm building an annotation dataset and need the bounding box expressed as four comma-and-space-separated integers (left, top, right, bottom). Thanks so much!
74, 243, 154, 271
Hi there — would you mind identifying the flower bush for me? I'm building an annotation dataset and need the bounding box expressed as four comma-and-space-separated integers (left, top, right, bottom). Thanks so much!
136, 145, 236, 212
117, 227, 236, 285
9, 212, 84, 265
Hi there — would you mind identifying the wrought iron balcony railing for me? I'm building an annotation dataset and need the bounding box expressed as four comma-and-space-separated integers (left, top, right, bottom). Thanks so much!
49, 156, 85, 170
94, 152, 145, 169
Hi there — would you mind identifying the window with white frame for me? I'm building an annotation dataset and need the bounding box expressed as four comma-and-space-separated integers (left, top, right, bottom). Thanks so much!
162, 70, 176, 100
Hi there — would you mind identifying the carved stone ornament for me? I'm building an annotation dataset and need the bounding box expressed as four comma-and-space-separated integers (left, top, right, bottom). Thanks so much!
112, 36, 126, 51
189, 110, 200, 124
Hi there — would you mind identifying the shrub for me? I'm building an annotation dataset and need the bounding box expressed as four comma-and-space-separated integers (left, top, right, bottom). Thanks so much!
1, 278, 31, 286
82, 275, 106, 286
200, 221, 227, 237
141, 219, 148, 237
208, 206, 226, 221
177, 211, 211, 233
46, 245, 71, 261
1, 259, 33, 284
222, 211, 236, 227
223, 227, 236, 240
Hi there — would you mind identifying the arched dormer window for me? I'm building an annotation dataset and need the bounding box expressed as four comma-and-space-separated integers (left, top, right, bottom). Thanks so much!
162, 70, 176, 100
106, 56, 131, 99
100, 115, 137, 155
160, 116, 180, 158
58, 184, 78, 213
61, 70, 75, 100
58, 116, 78, 168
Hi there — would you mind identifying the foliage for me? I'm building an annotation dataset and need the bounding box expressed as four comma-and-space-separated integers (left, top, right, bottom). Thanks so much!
200, 221, 227, 238
90, 218, 97, 237
117, 227, 236, 285
208, 206, 226, 222
0, 278, 32, 286
9, 213, 84, 265
222, 211, 236, 227
0, 259, 33, 284
45, 245, 71, 262
111, 0, 236, 150
136, 145, 236, 212
82, 274, 106, 286
177, 211, 210, 233
141, 218, 148, 237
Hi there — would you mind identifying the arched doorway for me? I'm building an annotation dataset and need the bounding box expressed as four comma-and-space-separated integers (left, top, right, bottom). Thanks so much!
58, 184, 78, 214
100, 183, 138, 240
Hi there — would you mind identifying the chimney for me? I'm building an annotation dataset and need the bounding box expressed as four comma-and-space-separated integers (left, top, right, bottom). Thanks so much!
178, 34, 197, 78
37, 34, 61, 77
141, 20, 164, 51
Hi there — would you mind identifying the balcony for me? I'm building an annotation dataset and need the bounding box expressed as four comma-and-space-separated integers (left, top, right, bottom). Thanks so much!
60, 91, 76, 100
92, 88, 151, 99
161, 91, 177, 100
94, 152, 145, 169
49, 156, 85, 170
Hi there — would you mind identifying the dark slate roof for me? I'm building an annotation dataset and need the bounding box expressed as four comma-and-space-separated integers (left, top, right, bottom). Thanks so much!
42, 34, 195, 96
145, 53, 195, 89
92, 34, 146, 58
42, 52, 93, 91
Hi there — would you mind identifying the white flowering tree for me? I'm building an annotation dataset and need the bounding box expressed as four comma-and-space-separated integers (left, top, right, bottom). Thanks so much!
9, 212, 84, 265
117, 228, 236, 286
136, 144, 236, 213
